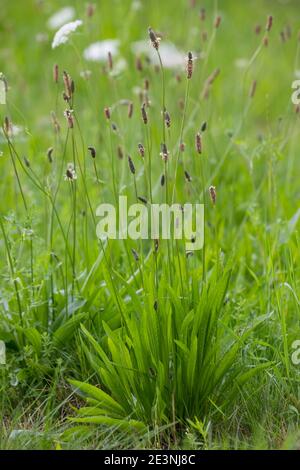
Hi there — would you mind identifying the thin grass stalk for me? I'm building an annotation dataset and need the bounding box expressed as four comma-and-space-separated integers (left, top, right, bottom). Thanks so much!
199, 159, 207, 284
155, 50, 173, 285
72, 113, 90, 267
5, 133, 35, 298
6, 137, 78, 296
172, 79, 190, 204
0, 216, 24, 343
71, 132, 77, 301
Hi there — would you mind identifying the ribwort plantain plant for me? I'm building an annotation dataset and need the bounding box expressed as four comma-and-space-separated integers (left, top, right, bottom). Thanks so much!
1, 3, 298, 450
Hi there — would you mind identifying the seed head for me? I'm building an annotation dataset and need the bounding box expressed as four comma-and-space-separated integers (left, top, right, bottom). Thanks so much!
128, 101, 133, 118
144, 78, 149, 91
187, 51, 193, 79
209, 185, 216, 205
138, 143, 145, 157
64, 163, 77, 181
201, 121, 207, 132
131, 248, 139, 262
195, 132, 202, 154
250, 80, 257, 98
266, 15, 273, 32
280, 31, 286, 43
160, 143, 169, 161
148, 27, 160, 50
154, 239, 159, 252
64, 109, 74, 128
141, 103, 148, 124
53, 64, 59, 83
63, 70, 72, 97
108, 51, 113, 70
179, 142, 185, 152
214, 15, 221, 29
160, 174, 165, 186
117, 145, 124, 159
128, 155, 136, 174
135, 56, 143, 71
255, 24, 261, 35
63, 92, 70, 103
184, 170, 192, 182
200, 7, 205, 21
88, 146, 96, 158
23, 156, 30, 168
47, 147, 54, 163
86, 3, 96, 17
3, 116, 11, 135
164, 110, 171, 128
104, 107, 111, 120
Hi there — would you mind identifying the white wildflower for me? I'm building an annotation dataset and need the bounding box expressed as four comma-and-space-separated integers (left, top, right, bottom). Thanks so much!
132, 41, 185, 69
11, 125, 24, 136
47, 7, 75, 30
83, 40, 120, 62
1, 124, 24, 137
110, 58, 127, 77
52, 20, 83, 49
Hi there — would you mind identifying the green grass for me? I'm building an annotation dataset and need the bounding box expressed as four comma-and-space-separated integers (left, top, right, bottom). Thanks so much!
0, 0, 300, 450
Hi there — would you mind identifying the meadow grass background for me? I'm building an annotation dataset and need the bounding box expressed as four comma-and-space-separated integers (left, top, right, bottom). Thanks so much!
0, 0, 300, 450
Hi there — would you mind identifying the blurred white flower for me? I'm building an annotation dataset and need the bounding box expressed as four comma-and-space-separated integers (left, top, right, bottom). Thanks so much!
234, 58, 249, 69
47, 7, 75, 30
52, 20, 83, 49
110, 58, 127, 76
11, 125, 24, 136
83, 40, 120, 62
132, 41, 185, 69
0, 124, 25, 143
131, 0, 142, 11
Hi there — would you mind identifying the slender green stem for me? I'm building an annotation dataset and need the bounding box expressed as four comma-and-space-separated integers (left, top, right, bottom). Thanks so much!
199, 158, 206, 284
0, 216, 24, 341
172, 79, 190, 204
71, 132, 77, 301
